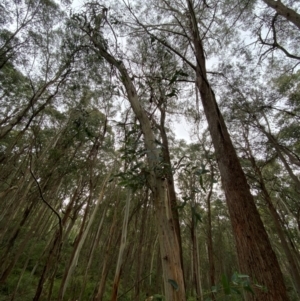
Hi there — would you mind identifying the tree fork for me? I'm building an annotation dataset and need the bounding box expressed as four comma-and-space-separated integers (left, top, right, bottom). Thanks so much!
89, 35, 186, 301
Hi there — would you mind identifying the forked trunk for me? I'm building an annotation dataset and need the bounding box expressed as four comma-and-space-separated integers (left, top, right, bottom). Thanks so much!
89, 37, 186, 300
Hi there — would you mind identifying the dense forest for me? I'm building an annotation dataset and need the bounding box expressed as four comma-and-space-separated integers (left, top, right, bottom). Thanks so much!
0, 0, 300, 300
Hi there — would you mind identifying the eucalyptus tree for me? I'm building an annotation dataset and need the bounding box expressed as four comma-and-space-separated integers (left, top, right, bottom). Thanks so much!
123, 0, 288, 299
261, 0, 300, 30
175, 140, 217, 301
241, 124, 300, 298
0, 0, 82, 154
174, 138, 241, 299
67, 3, 189, 300
216, 60, 300, 296
228, 0, 300, 63
219, 64, 300, 193
0, 51, 116, 299
248, 5, 300, 63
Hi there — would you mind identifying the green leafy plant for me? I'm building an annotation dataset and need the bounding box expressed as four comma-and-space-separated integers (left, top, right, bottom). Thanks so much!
204, 272, 265, 301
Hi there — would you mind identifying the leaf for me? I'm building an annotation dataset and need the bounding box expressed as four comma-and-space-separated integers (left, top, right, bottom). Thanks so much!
221, 275, 231, 295
199, 176, 206, 192
114, 172, 127, 179
166, 88, 177, 98
177, 70, 189, 77
231, 272, 239, 284
136, 149, 149, 157
191, 206, 202, 224
254, 284, 268, 292
168, 279, 179, 291
131, 162, 143, 170
237, 274, 250, 279
120, 85, 125, 95
177, 196, 190, 210
211, 285, 218, 293
168, 73, 178, 86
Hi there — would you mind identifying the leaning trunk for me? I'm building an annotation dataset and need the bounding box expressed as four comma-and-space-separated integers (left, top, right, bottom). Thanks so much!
186, 1, 288, 300
245, 135, 300, 297
89, 36, 186, 301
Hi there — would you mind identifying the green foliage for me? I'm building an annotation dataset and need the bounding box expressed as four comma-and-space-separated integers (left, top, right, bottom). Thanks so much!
191, 206, 202, 224
0, 270, 37, 301
168, 69, 189, 86
168, 279, 179, 291
204, 272, 263, 301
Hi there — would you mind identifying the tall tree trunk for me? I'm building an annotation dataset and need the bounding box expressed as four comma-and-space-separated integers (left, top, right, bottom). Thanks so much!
0, 201, 33, 278
57, 193, 92, 300
110, 192, 131, 301
134, 191, 149, 301
32, 231, 62, 301
244, 132, 300, 297
154, 181, 185, 300
189, 172, 202, 300
191, 215, 202, 301
10, 257, 29, 301
94, 205, 119, 301
89, 35, 186, 300
58, 173, 110, 300
31, 177, 81, 301
206, 169, 215, 301
186, 1, 288, 300
0, 202, 46, 284
159, 104, 185, 280
79, 204, 108, 301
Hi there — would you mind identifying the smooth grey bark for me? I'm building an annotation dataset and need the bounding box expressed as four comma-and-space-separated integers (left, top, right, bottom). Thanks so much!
85, 28, 186, 301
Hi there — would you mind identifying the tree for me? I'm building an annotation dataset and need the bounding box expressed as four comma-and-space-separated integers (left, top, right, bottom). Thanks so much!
262, 0, 300, 30
128, 0, 288, 299
70, 4, 186, 300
